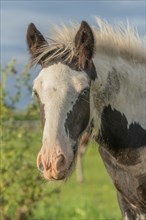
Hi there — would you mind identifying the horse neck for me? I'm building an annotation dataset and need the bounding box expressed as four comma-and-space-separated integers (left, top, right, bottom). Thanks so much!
90, 53, 146, 131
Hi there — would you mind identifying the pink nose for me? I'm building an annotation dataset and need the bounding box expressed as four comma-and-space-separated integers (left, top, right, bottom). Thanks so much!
37, 153, 67, 180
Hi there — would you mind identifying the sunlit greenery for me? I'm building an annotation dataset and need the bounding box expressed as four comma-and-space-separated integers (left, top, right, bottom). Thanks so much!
1, 60, 121, 220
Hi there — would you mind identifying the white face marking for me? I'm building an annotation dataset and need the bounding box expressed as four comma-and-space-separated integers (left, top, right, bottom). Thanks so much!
33, 63, 90, 156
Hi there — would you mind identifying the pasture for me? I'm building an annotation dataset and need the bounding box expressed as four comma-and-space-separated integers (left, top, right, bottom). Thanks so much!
1, 117, 121, 220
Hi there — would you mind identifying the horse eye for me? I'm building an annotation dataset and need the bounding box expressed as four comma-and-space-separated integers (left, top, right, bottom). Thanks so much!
81, 88, 89, 96
33, 90, 39, 98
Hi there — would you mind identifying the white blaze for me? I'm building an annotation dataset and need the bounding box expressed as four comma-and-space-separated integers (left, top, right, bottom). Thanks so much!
33, 62, 90, 153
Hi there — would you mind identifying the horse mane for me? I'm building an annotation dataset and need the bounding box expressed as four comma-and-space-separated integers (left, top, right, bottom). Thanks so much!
31, 17, 146, 67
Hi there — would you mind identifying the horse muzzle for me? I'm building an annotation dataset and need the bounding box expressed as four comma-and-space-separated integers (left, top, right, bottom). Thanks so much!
37, 149, 72, 181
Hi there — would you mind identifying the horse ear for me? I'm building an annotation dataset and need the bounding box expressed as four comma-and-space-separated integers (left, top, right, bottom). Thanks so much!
26, 23, 47, 65
74, 21, 94, 68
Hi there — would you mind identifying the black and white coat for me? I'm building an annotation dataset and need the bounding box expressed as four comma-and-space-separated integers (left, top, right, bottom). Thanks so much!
27, 17, 146, 219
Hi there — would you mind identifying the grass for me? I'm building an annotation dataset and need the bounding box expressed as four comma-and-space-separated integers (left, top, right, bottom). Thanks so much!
30, 142, 121, 220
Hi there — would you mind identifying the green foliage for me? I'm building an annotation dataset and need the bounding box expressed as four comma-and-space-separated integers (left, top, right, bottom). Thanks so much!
0, 60, 121, 220
1, 59, 30, 109
0, 60, 43, 220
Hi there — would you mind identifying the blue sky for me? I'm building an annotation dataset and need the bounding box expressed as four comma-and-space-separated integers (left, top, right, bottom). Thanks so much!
1, 0, 146, 109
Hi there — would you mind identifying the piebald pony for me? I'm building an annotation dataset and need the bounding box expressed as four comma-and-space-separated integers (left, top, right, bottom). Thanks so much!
26, 18, 146, 219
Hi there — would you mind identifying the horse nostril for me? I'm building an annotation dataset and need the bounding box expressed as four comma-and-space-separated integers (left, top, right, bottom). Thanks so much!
38, 162, 44, 172
55, 154, 66, 172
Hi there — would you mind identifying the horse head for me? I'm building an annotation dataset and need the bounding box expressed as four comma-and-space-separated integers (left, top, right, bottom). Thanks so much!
26, 21, 97, 180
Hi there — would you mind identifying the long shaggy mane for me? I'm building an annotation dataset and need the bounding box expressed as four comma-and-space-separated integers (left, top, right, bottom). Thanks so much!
31, 17, 145, 66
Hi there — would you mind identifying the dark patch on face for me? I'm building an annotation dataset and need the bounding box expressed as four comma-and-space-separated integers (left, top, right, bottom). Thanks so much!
64, 88, 90, 142
98, 105, 146, 165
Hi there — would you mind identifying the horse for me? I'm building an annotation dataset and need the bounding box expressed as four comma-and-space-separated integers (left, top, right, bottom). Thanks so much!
26, 17, 146, 219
